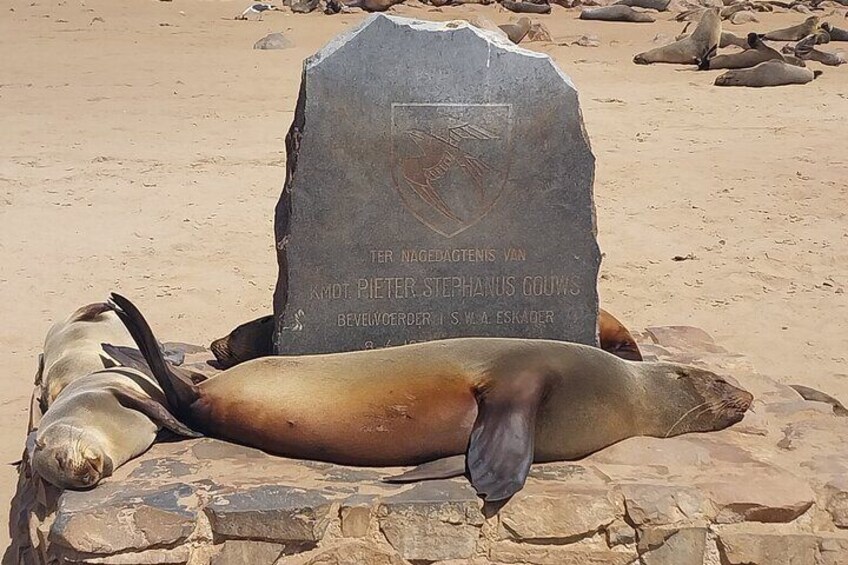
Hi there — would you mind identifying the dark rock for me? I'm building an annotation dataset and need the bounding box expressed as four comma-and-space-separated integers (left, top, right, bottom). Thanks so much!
274, 14, 599, 355
205, 486, 332, 542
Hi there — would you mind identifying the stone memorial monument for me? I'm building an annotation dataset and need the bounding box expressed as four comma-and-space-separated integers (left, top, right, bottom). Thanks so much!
273, 14, 600, 355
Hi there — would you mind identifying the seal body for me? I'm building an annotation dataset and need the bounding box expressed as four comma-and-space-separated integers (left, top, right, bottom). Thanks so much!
634, 8, 720, 64
31, 368, 197, 489
110, 293, 752, 503
714, 59, 820, 87
39, 303, 136, 407
581, 6, 655, 22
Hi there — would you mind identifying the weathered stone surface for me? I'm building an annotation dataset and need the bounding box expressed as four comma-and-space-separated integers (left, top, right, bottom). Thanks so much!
339, 496, 374, 538
499, 489, 618, 541
49, 483, 196, 554
620, 484, 709, 526
638, 527, 706, 565
645, 325, 726, 353
9, 327, 848, 565
254, 32, 292, 50
490, 541, 637, 565
378, 482, 483, 561
298, 541, 409, 565
206, 486, 332, 542
717, 528, 818, 565
211, 540, 285, 565
273, 14, 599, 355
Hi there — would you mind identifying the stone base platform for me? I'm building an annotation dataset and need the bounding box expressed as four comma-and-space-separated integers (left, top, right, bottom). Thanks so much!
6, 327, 848, 565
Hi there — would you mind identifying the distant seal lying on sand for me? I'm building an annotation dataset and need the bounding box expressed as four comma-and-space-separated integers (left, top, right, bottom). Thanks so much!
763, 15, 820, 41
822, 22, 848, 42
714, 59, 821, 86
699, 32, 788, 70
581, 5, 655, 22
108, 293, 751, 503
502, 0, 551, 14
209, 309, 643, 368
30, 368, 199, 489
792, 33, 847, 65
614, 0, 670, 11
634, 7, 720, 64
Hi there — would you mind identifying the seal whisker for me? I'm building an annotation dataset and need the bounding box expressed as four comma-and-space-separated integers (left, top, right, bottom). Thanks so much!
664, 401, 709, 438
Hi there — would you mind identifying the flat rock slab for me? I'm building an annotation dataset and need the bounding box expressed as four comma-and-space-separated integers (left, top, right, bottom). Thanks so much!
273, 14, 600, 355
7, 326, 848, 564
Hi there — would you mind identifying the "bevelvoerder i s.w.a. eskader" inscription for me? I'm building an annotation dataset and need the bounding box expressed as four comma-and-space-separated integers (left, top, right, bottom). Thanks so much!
273, 14, 600, 355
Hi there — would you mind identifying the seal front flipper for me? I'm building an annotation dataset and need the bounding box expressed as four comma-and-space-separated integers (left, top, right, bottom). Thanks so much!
467, 367, 550, 503
107, 384, 203, 438
383, 455, 467, 483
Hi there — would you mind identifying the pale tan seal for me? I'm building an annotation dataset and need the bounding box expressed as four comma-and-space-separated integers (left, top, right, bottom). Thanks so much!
39, 303, 136, 409
30, 367, 199, 489
763, 15, 820, 41
581, 5, 655, 22
714, 59, 821, 86
108, 293, 752, 503
634, 8, 720, 65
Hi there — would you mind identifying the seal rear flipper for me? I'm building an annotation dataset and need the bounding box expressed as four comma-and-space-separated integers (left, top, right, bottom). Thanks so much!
467, 368, 549, 503
108, 384, 203, 438
106, 293, 200, 416
382, 455, 467, 483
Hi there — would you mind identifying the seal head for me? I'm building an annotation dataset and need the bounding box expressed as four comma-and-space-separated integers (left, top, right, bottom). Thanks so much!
31, 425, 114, 490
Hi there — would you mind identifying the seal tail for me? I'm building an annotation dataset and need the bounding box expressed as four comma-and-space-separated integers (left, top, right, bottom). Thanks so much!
106, 293, 200, 417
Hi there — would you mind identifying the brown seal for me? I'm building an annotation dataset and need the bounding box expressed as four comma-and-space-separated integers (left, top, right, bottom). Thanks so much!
634, 8, 720, 65
108, 293, 751, 504
714, 59, 821, 87
791, 33, 847, 66
763, 15, 820, 41
209, 309, 642, 368
789, 384, 848, 417
699, 33, 788, 70
715, 59, 822, 87
821, 22, 848, 42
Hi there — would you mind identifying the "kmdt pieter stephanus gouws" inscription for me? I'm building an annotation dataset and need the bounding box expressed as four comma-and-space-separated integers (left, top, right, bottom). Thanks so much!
274, 15, 600, 355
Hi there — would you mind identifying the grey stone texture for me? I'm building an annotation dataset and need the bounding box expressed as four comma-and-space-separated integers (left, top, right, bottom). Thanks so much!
8, 326, 848, 564
273, 14, 600, 355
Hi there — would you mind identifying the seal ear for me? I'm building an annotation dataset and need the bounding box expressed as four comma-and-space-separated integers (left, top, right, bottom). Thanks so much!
466, 368, 550, 504
107, 384, 203, 439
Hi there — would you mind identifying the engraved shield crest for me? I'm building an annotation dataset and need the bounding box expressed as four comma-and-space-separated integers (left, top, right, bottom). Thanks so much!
391, 104, 514, 238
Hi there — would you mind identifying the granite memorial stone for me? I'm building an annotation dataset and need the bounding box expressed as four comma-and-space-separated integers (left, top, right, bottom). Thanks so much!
273, 14, 600, 355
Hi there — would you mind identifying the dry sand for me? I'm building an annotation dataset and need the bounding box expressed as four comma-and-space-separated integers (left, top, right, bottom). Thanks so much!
1, 0, 847, 548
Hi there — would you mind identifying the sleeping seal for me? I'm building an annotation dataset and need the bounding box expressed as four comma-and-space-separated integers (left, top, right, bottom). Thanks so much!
107, 293, 752, 503
714, 59, 821, 86
30, 368, 199, 489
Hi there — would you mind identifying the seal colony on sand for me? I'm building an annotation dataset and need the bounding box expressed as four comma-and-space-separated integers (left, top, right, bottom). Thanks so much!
109, 293, 752, 503
634, 8, 720, 65
209, 309, 643, 369
714, 58, 821, 86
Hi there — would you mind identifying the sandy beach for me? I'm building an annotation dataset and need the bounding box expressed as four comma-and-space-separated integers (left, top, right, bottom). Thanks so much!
1, 0, 846, 549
